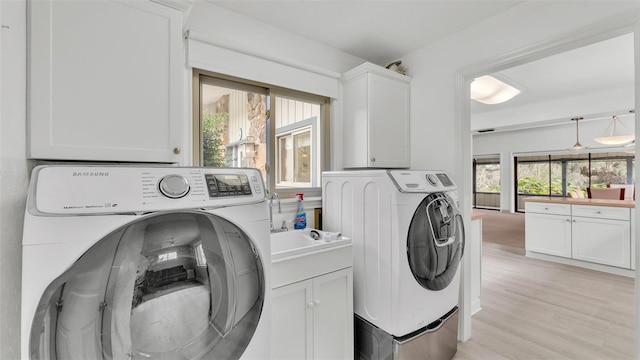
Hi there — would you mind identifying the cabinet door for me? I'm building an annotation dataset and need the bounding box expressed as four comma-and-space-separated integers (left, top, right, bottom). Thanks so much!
525, 213, 572, 258
312, 268, 354, 360
367, 73, 410, 168
29, 0, 183, 162
572, 217, 631, 268
271, 280, 314, 359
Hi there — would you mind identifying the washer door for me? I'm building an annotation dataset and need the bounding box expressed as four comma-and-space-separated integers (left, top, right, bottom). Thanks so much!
407, 193, 465, 291
29, 211, 264, 360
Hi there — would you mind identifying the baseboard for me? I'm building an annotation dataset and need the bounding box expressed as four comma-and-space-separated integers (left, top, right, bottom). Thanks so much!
526, 251, 635, 278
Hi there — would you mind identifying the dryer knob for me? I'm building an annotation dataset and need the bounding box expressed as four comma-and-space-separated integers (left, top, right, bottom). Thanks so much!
426, 174, 438, 186
159, 174, 190, 199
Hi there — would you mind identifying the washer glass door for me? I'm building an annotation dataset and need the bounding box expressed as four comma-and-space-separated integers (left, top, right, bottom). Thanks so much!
29, 211, 264, 360
406, 193, 465, 291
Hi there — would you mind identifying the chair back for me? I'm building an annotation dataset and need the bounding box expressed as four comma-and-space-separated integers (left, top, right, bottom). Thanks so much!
607, 184, 635, 201
587, 187, 625, 200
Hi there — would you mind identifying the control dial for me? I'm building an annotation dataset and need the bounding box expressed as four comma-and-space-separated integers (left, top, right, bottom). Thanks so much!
158, 174, 190, 199
426, 174, 438, 187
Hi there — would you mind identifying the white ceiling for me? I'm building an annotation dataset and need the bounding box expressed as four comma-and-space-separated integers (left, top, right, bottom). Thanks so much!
205, 0, 524, 66
200, 1, 635, 128
471, 32, 635, 116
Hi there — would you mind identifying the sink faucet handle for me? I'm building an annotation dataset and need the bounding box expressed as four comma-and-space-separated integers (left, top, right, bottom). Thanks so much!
271, 192, 281, 213
280, 219, 288, 231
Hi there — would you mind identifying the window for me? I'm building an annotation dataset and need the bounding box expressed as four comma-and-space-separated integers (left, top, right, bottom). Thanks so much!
515, 152, 634, 211
473, 157, 501, 209
158, 251, 177, 262
517, 157, 551, 195
475, 162, 501, 193
194, 243, 206, 266
193, 70, 329, 197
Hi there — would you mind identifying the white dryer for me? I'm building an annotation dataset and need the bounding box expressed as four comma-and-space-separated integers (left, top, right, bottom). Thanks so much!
22, 165, 271, 360
323, 170, 464, 359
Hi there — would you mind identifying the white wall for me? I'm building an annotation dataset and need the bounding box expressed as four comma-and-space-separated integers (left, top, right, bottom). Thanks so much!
0, 1, 30, 358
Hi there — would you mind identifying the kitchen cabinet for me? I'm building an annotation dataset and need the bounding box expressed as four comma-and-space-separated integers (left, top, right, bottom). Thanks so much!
525, 201, 632, 271
28, 0, 183, 162
525, 203, 572, 258
271, 268, 353, 360
571, 204, 631, 268
572, 216, 630, 268
342, 62, 411, 168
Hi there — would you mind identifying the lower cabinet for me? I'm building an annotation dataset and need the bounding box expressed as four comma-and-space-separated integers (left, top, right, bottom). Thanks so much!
525, 202, 632, 270
525, 212, 572, 258
572, 216, 631, 268
271, 267, 354, 359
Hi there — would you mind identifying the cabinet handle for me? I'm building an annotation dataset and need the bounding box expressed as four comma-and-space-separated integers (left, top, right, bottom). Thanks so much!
566, 219, 571, 222
307, 302, 314, 308
544, 207, 549, 210
314, 300, 321, 307
572, 219, 577, 222
596, 211, 602, 214
173, 147, 181, 155
370, 157, 376, 163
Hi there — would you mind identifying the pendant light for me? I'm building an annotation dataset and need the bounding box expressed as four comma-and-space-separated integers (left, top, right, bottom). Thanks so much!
570, 117, 586, 150
593, 115, 635, 145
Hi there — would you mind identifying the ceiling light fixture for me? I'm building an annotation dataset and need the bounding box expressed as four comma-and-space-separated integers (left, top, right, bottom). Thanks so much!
470, 75, 521, 105
594, 115, 635, 145
570, 117, 586, 150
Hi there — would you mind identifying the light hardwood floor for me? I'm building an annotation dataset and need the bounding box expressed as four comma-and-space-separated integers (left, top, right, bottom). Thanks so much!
454, 242, 634, 360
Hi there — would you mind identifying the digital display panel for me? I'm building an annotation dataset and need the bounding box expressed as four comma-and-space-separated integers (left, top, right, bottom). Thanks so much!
204, 174, 252, 197
436, 173, 454, 187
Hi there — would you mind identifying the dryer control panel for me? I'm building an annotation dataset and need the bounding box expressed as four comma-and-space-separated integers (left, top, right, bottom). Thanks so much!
387, 170, 457, 193
29, 166, 267, 215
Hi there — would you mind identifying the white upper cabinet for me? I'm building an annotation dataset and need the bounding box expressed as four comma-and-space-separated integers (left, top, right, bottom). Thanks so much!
342, 62, 411, 169
28, 0, 183, 162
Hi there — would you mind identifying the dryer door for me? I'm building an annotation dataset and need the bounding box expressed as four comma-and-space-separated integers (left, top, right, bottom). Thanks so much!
407, 193, 465, 291
28, 211, 264, 360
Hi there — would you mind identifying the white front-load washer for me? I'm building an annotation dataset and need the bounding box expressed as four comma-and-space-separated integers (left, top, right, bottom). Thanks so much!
21, 165, 271, 360
323, 170, 464, 359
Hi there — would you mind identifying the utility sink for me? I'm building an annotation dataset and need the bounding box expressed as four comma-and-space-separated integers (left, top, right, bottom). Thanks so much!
271, 229, 350, 260
270, 229, 352, 289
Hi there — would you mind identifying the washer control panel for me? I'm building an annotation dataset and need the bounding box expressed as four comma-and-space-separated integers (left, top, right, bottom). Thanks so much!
387, 170, 457, 193
30, 166, 266, 215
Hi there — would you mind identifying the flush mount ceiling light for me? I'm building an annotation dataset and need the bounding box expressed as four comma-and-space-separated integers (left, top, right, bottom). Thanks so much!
594, 115, 635, 145
570, 117, 587, 151
470, 75, 521, 105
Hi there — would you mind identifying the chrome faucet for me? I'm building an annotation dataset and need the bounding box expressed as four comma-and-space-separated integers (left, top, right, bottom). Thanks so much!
269, 193, 285, 232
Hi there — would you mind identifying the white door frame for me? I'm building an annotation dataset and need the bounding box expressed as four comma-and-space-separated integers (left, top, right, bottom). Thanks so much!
455, 11, 640, 351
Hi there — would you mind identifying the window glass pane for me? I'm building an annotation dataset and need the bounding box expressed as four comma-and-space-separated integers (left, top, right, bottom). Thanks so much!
274, 93, 322, 189
278, 136, 292, 183
475, 163, 500, 193
590, 158, 628, 187
201, 83, 268, 179
195, 71, 329, 197
566, 160, 589, 196
517, 161, 550, 195
294, 131, 311, 183
550, 161, 563, 195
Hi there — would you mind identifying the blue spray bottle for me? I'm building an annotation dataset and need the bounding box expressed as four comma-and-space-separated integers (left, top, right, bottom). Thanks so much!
294, 193, 307, 229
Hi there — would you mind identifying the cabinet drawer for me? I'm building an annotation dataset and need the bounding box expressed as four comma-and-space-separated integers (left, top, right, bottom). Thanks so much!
525, 202, 570, 216
572, 205, 630, 221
